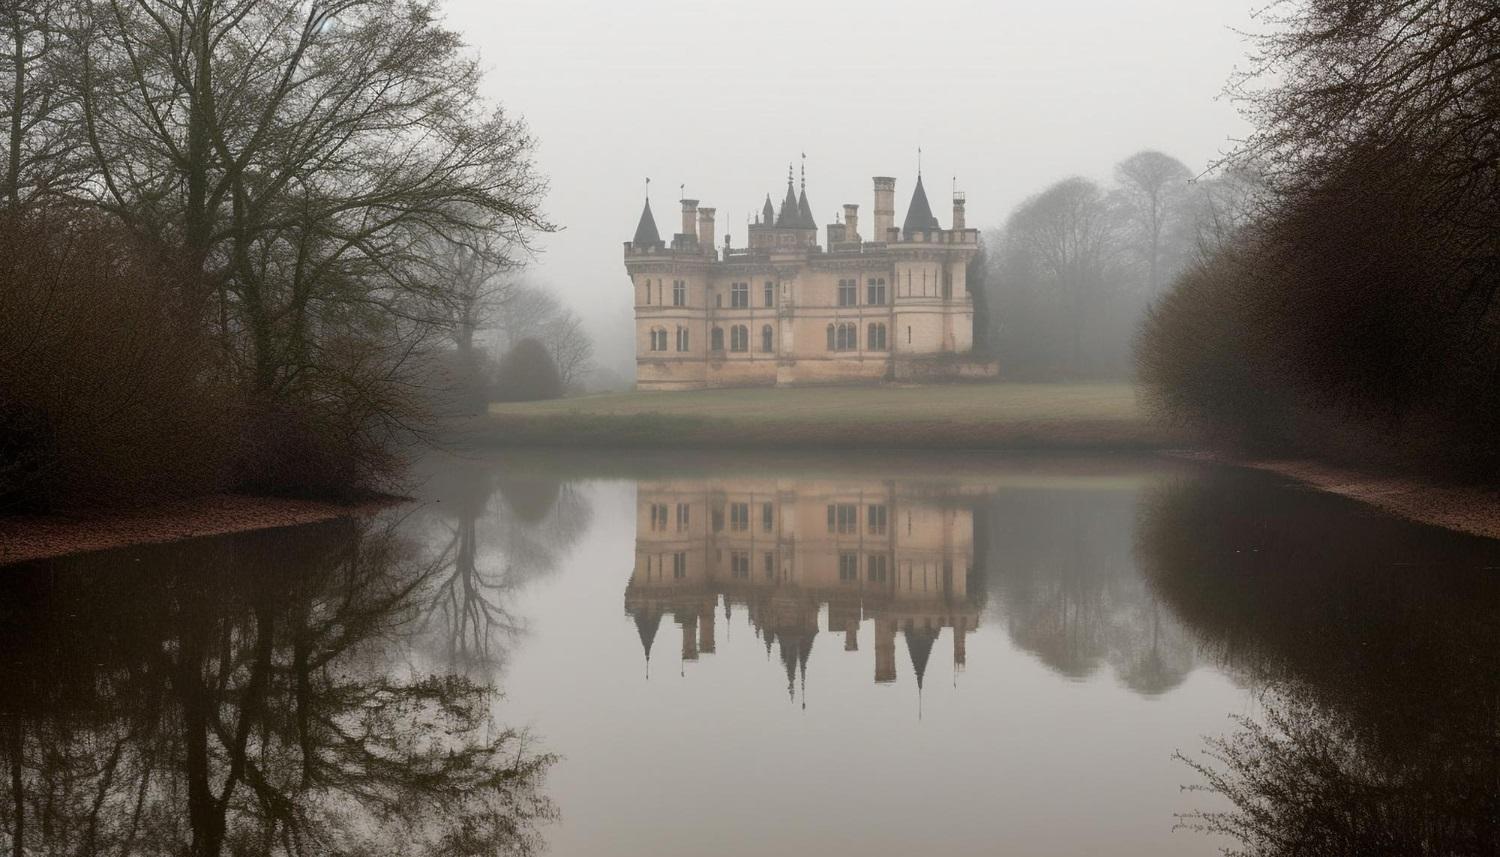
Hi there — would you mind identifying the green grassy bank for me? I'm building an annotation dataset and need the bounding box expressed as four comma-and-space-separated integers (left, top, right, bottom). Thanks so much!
469, 383, 1176, 451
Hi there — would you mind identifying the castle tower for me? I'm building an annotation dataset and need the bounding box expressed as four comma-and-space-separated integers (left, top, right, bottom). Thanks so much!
872, 177, 896, 239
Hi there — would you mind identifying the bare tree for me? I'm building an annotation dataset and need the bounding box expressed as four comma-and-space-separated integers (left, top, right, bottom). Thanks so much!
1113, 150, 1191, 296
1004, 177, 1122, 372
63, 0, 551, 401
543, 308, 594, 392
0, 0, 79, 207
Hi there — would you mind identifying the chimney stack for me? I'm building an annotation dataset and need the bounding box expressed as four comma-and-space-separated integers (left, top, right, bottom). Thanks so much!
952, 191, 967, 230
697, 207, 716, 251
872, 177, 895, 240
843, 204, 859, 241
680, 199, 699, 242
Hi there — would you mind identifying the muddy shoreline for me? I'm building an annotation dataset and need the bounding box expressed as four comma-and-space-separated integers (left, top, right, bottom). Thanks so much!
1176, 452, 1500, 541
0, 494, 400, 566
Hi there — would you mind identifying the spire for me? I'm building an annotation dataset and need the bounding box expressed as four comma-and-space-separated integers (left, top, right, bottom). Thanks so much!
762, 194, 774, 225
632, 197, 661, 247
796, 153, 815, 228
633, 607, 662, 679
904, 624, 939, 691
902, 173, 940, 235
775, 164, 800, 228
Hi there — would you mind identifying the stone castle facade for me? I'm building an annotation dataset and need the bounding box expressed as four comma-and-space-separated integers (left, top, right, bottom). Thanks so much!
624, 166, 997, 390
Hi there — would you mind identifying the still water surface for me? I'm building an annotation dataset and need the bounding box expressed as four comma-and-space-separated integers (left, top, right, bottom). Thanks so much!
2, 451, 1497, 855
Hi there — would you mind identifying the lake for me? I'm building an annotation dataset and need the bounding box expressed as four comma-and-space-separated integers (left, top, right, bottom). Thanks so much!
2, 450, 1496, 855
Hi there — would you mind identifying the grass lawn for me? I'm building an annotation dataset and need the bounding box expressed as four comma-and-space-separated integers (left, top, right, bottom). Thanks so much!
474, 383, 1175, 451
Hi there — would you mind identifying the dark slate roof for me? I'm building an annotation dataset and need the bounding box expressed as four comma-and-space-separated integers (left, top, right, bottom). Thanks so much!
632, 198, 660, 246
902, 174, 941, 234
633, 608, 662, 661
761, 195, 774, 224
904, 624, 940, 689
775, 179, 800, 228
797, 186, 815, 229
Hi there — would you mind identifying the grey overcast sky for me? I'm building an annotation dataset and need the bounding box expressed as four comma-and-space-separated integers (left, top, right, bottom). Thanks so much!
443, 0, 1259, 374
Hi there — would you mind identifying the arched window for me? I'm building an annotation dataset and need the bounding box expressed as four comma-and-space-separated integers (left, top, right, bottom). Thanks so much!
730, 325, 749, 352
649, 327, 668, 352
676, 326, 690, 352
731, 282, 748, 308
761, 325, 774, 353
711, 326, 724, 351
867, 322, 887, 351
839, 322, 858, 350
826, 324, 836, 351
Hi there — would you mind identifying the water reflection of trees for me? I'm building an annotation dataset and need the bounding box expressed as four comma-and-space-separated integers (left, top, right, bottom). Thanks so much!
0, 519, 555, 857
978, 488, 1197, 695
1138, 469, 1500, 855
417, 457, 593, 674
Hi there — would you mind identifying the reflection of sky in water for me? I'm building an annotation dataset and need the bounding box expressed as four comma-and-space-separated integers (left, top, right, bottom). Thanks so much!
412, 456, 1251, 857
8, 452, 1495, 856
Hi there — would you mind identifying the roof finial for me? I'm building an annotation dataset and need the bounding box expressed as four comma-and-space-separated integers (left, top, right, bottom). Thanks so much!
645, 176, 650, 199
800, 152, 806, 190
787, 162, 793, 187
679, 182, 685, 201
917, 146, 922, 177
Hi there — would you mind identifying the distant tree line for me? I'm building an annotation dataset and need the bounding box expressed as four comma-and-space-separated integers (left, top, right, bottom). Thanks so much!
1138, 0, 1500, 476
0, 0, 565, 509
975, 150, 1261, 379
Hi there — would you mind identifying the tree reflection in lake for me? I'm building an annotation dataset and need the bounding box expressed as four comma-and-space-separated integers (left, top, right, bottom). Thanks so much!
0, 518, 556, 857
1139, 468, 1500, 856
416, 454, 593, 674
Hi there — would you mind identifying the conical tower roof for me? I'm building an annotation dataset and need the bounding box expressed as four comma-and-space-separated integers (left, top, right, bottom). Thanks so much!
633, 607, 662, 661
775, 173, 800, 228
797, 186, 814, 229
761, 195, 775, 225
904, 624, 940, 689
902, 174, 941, 234
633, 198, 661, 246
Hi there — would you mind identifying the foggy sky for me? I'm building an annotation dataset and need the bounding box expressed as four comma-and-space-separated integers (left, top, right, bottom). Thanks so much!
443, 0, 1257, 375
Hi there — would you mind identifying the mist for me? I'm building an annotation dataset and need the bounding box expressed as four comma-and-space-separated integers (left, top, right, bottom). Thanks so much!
443, 0, 1256, 378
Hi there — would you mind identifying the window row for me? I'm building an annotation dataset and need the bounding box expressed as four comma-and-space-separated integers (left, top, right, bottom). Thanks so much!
827, 503, 889, 535
712, 501, 776, 533
826, 322, 887, 351
838, 552, 891, 583
728, 550, 780, 581
710, 324, 775, 353
647, 326, 693, 352
648, 503, 693, 532
640, 552, 690, 581
640, 279, 688, 307
836, 278, 889, 307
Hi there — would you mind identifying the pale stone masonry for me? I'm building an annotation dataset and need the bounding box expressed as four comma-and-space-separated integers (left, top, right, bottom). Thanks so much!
624, 166, 996, 390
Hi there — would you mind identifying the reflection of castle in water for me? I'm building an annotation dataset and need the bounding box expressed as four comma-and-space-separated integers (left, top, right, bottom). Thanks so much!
625, 477, 981, 700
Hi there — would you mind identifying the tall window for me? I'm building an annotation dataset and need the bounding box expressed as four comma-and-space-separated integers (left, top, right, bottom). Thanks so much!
868, 504, 888, 535
762, 501, 774, 532
763, 281, 774, 307
827, 503, 857, 534
711, 327, 724, 351
760, 325, 774, 353
644, 279, 651, 305
867, 322, 887, 351
942, 269, 953, 298
649, 328, 668, 351
673, 552, 687, 579
837, 278, 857, 306
867, 277, 887, 305
650, 503, 668, 531
867, 554, 889, 583
731, 282, 748, 308
730, 325, 749, 352
676, 326, 690, 352
763, 552, 775, 579
729, 502, 749, 531
673, 279, 686, 306
731, 551, 750, 579
828, 322, 857, 351
839, 552, 859, 582
676, 502, 690, 531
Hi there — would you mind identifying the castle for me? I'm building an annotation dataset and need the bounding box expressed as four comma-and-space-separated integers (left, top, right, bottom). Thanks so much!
624, 165, 997, 390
